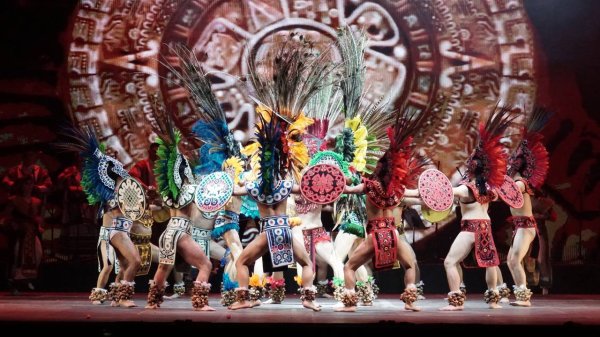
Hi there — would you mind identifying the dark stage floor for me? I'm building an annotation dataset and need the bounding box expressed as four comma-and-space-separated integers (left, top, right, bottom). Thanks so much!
1, 293, 599, 336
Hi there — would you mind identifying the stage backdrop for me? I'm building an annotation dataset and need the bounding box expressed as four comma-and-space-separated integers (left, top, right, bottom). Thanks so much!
0, 0, 597, 268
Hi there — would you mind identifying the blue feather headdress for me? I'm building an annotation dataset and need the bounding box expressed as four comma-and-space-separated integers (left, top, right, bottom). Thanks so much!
161, 45, 242, 176
56, 126, 129, 209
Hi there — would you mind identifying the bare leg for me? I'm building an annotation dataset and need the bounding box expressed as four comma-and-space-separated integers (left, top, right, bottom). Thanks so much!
223, 230, 243, 279
92, 240, 114, 305
177, 235, 215, 311
396, 239, 420, 311
229, 233, 268, 310
110, 232, 141, 308
439, 232, 474, 311
146, 263, 174, 309
496, 266, 509, 303
508, 228, 536, 307
291, 234, 320, 311
335, 237, 374, 312
485, 266, 501, 309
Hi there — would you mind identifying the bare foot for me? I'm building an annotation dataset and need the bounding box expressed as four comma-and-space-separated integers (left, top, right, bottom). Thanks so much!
145, 304, 159, 309
92, 300, 103, 305
510, 301, 531, 307
405, 303, 421, 312
302, 300, 321, 312
118, 300, 137, 308
439, 305, 463, 311
500, 297, 510, 304
335, 306, 357, 312
251, 300, 262, 307
195, 305, 216, 311
489, 302, 502, 309
228, 300, 254, 310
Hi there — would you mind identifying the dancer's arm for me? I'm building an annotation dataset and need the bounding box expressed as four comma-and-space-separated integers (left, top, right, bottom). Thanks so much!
344, 183, 364, 194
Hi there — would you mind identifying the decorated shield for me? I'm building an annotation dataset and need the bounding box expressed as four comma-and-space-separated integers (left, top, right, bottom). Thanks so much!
195, 171, 234, 213
116, 177, 146, 221
300, 164, 346, 205
497, 175, 524, 208
418, 169, 454, 212
422, 205, 452, 223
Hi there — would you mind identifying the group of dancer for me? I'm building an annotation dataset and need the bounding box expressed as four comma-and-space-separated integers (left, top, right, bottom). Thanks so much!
60, 27, 550, 312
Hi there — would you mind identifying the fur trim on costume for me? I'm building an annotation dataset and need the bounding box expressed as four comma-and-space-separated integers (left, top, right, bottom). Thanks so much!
513, 285, 533, 302
147, 280, 165, 307
400, 285, 418, 305
484, 288, 501, 304
340, 288, 359, 307
191, 281, 211, 309
89, 288, 107, 303
356, 281, 374, 304
448, 291, 466, 307
300, 286, 317, 302
117, 281, 135, 302
497, 283, 511, 300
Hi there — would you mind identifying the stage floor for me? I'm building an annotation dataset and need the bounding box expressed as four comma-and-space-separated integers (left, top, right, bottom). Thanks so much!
1, 293, 599, 335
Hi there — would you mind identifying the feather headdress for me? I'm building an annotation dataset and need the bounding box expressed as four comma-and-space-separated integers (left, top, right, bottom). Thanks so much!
56, 126, 129, 208
162, 45, 242, 176
151, 95, 195, 201
335, 27, 393, 174
466, 104, 516, 195
373, 106, 429, 195
246, 32, 338, 185
507, 106, 551, 189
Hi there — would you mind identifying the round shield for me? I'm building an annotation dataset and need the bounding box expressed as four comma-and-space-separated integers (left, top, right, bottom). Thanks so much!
497, 175, 524, 209
422, 205, 452, 223
300, 163, 346, 205
116, 177, 146, 221
418, 169, 454, 212
195, 172, 234, 213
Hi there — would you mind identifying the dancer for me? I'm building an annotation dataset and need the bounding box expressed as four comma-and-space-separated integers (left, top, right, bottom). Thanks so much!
440, 107, 513, 311
59, 127, 140, 308
145, 114, 214, 311
336, 106, 428, 313
228, 32, 338, 311
506, 107, 551, 307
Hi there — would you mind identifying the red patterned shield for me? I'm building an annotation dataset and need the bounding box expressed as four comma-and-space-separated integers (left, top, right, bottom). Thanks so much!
300, 164, 346, 205
418, 169, 454, 212
497, 175, 524, 208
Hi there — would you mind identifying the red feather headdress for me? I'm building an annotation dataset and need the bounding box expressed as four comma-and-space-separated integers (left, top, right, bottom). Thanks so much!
507, 106, 551, 188
466, 105, 515, 195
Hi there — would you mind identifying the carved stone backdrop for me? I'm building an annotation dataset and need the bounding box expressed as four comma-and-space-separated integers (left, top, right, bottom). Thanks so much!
65, 0, 537, 176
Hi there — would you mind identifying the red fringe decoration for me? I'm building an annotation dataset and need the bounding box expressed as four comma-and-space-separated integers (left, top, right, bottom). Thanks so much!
477, 122, 508, 189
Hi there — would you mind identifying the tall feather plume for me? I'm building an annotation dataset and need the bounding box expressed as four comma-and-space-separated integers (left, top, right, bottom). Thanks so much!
150, 94, 184, 200
161, 45, 241, 175
336, 27, 393, 173
336, 26, 366, 118
469, 104, 517, 192
508, 106, 552, 188
255, 111, 284, 195
55, 125, 113, 206
304, 76, 343, 139
246, 32, 336, 182
376, 106, 429, 194
246, 31, 339, 121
